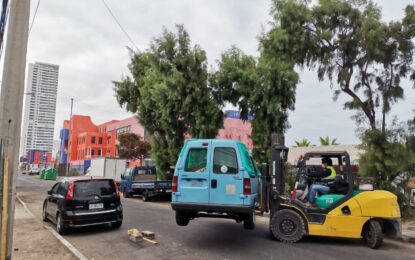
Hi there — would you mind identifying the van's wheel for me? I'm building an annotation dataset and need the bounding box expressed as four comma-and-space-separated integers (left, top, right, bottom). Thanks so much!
363, 220, 383, 249
176, 211, 190, 226
243, 210, 255, 230
270, 209, 305, 243
142, 191, 151, 202
123, 192, 131, 198
56, 213, 67, 235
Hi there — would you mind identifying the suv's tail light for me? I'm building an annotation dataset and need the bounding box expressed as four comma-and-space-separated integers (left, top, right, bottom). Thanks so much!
66, 181, 75, 200
113, 180, 120, 198
172, 176, 178, 192
243, 178, 251, 195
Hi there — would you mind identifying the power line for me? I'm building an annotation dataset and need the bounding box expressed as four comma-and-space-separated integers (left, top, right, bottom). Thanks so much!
28, 0, 40, 37
101, 0, 138, 51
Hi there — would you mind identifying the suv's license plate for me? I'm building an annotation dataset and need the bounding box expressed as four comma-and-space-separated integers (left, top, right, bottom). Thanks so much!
166, 189, 172, 192
89, 203, 104, 210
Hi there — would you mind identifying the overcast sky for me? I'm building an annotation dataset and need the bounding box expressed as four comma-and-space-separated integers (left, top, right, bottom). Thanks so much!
9, 0, 415, 146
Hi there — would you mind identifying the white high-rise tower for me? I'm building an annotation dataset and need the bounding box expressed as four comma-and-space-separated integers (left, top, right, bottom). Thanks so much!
21, 62, 59, 155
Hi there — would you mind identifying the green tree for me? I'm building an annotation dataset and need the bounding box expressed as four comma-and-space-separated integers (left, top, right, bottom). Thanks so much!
270, 0, 415, 133
294, 138, 311, 147
114, 25, 223, 177
117, 132, 151, 163
210, 44, 298, 163
319, 136, 339, 146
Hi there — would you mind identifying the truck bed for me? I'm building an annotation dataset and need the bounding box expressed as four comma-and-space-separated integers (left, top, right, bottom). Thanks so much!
131, 180, 172, 190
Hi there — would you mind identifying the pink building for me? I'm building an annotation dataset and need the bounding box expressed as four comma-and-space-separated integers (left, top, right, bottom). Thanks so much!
217, 111, 253, 150
107, 116, 146, 141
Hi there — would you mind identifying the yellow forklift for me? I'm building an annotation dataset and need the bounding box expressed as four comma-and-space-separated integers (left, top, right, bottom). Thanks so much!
262, 134, 401, 249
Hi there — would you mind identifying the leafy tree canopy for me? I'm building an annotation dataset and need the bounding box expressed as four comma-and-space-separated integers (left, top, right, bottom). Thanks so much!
294, 138, 312, 147
117, 132, 151, 161
319, 136, 339, 146
114, 25, 223, 176
210, 39, 298, 162
271, 0, 415, 132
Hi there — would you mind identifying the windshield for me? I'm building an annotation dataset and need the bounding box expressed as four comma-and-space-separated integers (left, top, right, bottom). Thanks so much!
74, 180, 116, 198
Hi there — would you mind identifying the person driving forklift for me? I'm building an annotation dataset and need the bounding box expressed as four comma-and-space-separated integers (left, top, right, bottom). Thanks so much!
305, 157, 336, 206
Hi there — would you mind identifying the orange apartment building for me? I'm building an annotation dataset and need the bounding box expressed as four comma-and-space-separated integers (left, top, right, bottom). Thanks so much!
58, 111, 252, 173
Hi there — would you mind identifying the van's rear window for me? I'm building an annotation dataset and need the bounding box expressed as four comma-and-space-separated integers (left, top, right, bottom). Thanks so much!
184, 148, 207, 172
74, 180, 115, 198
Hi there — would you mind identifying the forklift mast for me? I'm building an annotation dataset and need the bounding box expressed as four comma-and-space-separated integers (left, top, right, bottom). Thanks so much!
263, 133, 289, 215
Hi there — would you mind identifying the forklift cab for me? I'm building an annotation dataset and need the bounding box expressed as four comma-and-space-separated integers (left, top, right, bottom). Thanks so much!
295, 152, 354, 209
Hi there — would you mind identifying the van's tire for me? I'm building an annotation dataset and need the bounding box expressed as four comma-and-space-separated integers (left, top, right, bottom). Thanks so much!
243, 210, 255, 230
175, 211, 190, 226
123, 192, 131, 198
363, 220, 383, 249
270, 209, 305, 243
142, 191, 151, 202
56, 213, 67, 235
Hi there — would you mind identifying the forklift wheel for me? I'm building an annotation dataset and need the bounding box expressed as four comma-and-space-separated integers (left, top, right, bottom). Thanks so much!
270, 209, 305, 243
363, 220, 383, 249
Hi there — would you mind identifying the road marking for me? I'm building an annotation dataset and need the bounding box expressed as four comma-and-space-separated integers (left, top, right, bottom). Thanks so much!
16, 196, 89, 260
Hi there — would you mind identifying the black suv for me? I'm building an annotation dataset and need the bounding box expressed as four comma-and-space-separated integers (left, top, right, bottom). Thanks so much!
43, 177, 123, 234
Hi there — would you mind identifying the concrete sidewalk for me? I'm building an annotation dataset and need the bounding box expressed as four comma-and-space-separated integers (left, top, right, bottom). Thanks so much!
12, 200, 76, 260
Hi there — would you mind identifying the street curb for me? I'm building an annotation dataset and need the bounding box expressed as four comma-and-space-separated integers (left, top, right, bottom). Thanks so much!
16, 196, 89, 260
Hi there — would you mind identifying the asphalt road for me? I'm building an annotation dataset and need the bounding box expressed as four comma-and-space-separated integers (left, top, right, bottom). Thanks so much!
16, 174, 415, 260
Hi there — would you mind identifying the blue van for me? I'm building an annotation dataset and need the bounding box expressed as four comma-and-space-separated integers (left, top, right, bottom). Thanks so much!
171, 139, 260, 229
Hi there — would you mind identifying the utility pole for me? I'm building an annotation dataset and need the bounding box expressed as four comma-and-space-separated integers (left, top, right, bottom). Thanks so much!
66, 98, 73, 176
0, 1, 30, 260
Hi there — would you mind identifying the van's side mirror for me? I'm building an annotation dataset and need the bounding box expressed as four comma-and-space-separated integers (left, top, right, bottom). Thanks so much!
47, 190, 51, 195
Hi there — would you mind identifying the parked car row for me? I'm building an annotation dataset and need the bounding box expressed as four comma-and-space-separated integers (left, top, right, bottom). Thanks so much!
42, 165, 172, 234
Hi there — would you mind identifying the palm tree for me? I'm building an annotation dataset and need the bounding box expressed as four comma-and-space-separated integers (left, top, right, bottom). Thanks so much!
319, 136, 339, 146
294, 138, 311, 147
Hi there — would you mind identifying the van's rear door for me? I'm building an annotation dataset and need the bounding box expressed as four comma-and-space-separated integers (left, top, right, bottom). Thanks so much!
177, 140, 211, 204
209, 141, 244, 205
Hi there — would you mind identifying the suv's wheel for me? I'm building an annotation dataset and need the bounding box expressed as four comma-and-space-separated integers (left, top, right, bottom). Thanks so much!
42, 203, 49, 222
270, 209, 305, 243
112, 221, 122, 229
176, 211, 190, 226
243, 210, 255, 230
56, 213, 67, 235
142, 191, 151, 202
363, 220, 383, 249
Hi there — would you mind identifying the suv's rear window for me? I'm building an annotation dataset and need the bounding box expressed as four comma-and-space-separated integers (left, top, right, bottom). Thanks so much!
74, 180, 115, 198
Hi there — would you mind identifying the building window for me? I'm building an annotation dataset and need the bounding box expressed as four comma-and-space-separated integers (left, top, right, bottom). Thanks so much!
91, 136, 96, 144
98, 137, 102, 144
107, 136, 111, 144
98, 149, 102, 156
91, 149, 95, 156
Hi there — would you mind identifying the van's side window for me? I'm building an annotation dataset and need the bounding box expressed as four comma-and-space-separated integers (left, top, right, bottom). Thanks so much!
185, 148, 207, 172
213, 147, 238, 174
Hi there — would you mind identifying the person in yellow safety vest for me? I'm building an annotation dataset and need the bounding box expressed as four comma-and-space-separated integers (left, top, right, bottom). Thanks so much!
305, 157, 337, 206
